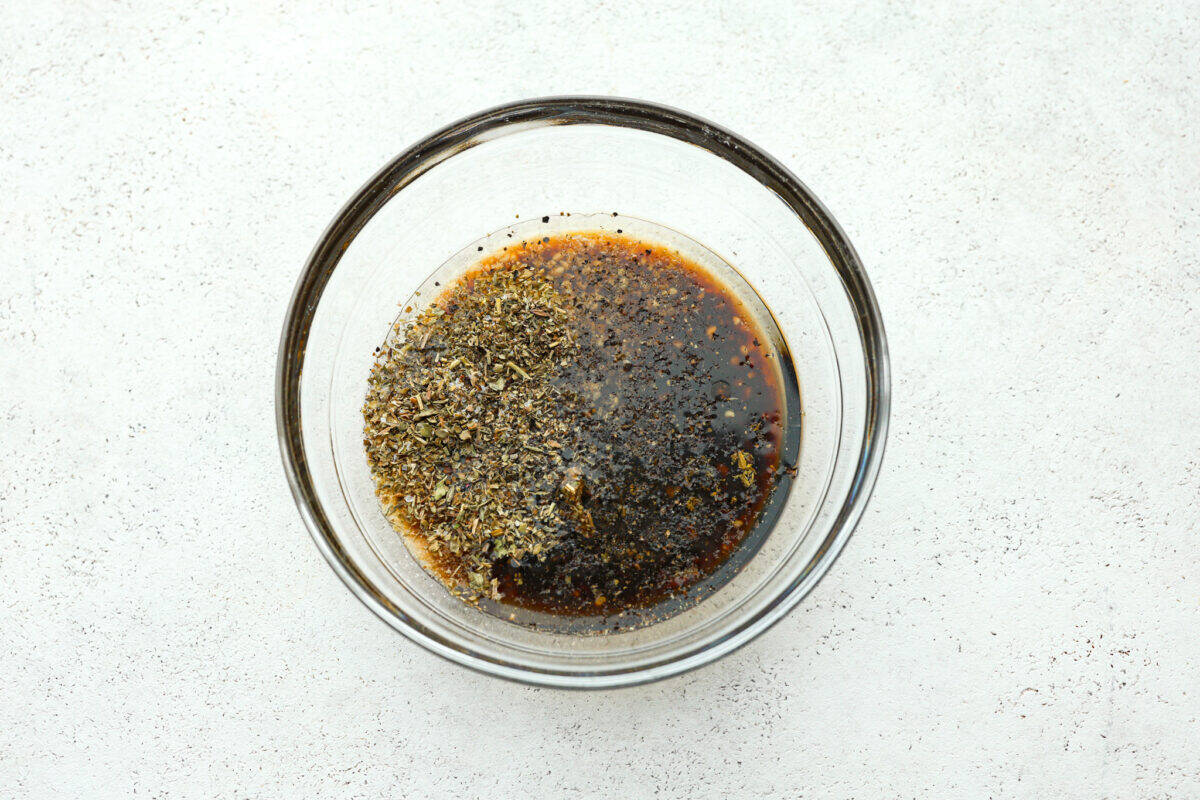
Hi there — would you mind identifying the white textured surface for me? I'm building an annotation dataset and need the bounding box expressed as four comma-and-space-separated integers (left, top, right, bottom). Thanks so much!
3, 2, 1198, 797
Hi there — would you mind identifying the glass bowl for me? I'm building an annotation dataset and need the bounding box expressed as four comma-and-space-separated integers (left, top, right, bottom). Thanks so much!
276, 97, 889, 688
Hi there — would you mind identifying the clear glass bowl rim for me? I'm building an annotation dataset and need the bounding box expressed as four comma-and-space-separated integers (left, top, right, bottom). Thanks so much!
276, 96, 891, 688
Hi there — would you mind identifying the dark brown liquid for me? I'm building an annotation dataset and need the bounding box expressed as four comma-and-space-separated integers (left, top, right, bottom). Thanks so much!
418, 231, 789, 626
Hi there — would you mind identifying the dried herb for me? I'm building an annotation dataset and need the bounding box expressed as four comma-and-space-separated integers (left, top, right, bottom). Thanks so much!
363, 263, 578, 601
732, 450, 756, 488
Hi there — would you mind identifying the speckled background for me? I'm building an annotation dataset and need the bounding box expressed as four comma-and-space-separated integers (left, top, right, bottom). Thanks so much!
2, 2, 1198, 797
